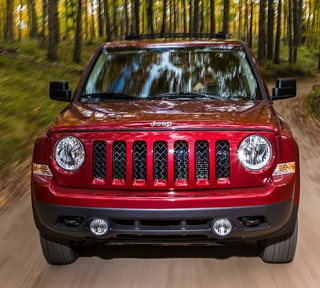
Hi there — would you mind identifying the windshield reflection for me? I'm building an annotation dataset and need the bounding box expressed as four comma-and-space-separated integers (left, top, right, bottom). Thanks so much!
83, 48, 260, 101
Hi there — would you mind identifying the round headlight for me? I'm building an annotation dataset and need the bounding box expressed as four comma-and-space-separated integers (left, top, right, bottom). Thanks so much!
237, 135, 272, 171
54, 136, 85, 171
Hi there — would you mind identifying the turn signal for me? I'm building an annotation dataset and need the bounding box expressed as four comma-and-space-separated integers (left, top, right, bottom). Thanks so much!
33, 163, 53, 177
273, 162, 295, 176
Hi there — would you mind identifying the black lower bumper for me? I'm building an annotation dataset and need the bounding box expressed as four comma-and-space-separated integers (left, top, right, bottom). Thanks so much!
33, 200, 298, 243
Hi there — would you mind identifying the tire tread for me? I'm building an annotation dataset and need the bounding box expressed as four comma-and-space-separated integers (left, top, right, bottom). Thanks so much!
259, 220, 298, 264
40, 233, 78, 265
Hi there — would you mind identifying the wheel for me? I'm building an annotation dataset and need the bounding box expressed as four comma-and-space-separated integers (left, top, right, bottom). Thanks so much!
40, 233, 79, 265
258, 220, 298, 263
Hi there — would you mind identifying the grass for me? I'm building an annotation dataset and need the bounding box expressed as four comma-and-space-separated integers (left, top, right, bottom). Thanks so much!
303, 85, 320, 122
0, 39, 100, 181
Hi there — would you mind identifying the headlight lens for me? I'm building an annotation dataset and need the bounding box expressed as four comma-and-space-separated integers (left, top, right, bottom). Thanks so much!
54, 136, 85, 171
238, 135, 272, 170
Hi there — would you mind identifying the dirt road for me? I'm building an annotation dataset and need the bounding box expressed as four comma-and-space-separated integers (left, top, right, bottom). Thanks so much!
1, 80, 320, 288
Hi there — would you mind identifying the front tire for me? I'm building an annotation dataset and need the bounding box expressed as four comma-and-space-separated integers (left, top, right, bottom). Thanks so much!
258, 220, 298, 263
40, 233, 79, 265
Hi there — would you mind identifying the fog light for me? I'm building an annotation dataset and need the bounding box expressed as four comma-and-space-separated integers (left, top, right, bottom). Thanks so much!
90, 218, 109, 236
212, 218, 232, 237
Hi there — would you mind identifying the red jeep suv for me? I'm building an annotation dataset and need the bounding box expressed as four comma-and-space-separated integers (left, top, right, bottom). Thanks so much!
31, 35, 299, 265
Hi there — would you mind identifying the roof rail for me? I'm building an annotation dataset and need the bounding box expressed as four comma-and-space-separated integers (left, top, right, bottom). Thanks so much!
124, 32, 229, 41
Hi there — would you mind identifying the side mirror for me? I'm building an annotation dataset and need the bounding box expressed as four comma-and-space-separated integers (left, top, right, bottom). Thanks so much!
50, 81, 72, 102
272, 78, 296, 100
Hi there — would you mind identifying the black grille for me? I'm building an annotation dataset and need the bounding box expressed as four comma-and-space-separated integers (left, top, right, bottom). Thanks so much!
133, 141, 147, 180
153, 142, 168, 180
174, 141, 189, 180
93, 141, 107, 179
113, 141, 126, 179
195, 141, 209, 179
216, 140, 230, 178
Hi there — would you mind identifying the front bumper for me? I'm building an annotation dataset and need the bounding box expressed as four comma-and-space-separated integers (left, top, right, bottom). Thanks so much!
33, 200, 298, 243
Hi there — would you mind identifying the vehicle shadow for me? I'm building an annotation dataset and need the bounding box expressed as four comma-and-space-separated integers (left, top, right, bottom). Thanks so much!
80, 240, 259, 260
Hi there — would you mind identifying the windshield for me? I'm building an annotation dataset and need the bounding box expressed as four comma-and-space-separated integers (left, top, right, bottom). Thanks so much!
81, 48, 261, 102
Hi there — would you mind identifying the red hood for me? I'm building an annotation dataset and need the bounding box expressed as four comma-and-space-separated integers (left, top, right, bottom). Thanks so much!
48, 99, 279, 134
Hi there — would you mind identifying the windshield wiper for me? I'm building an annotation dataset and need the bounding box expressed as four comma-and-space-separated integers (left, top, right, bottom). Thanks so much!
81, 92, 141, 101
150, 92, 225, 100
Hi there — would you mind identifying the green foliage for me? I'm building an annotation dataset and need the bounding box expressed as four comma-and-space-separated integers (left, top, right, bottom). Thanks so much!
260, 45, 317, 80
261, 61, 316, 81
303, 85, 320, 122
0, 40, 98, 179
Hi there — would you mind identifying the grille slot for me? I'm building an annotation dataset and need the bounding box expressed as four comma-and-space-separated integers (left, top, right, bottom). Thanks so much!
113, 141, 127, 179
216, 140, 230, 178
195, 141, 209, 179
153, 141, 168, 180
133, 141, 147, 180
93, 141, 107, 179
174, 141, 189, 180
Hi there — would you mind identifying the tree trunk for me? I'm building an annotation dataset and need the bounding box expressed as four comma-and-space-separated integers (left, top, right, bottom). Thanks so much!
189, 0, 193, 33
244, 0, 248, 42
288, 0, 293, 63
223, 0, 229, 34
28, 0, 38, 38
147, 0, 153, 35
5, 0, 14, 41
239, 0, 242, 38
90, 0, 95, 39
142, 2, 145, 34
54, 1, 59, 43
135, 0, 139, 35
258, 0, 266, 60
124, 0, 129, 35
174, 0, 177, 34
84, 0, 88, 39
292, 0, 298, 63
161, 0, 167, 35
273, 0, 281, 64
73, 0, 82, 63
64, 0, 69, 40
113, 0, 117, 38
169, 0, 172, 33
48, 0, 58, 61
200, 0, 204, 33
249, 0, 253, 48
104, 0, 111, 41
98, 0, 104, 38
39, 0, 48, 47
194, 1, 199, 33
311, 4, 316, 49
267, 0, 274, 60
306, 1, 311, 48
298, 0, 302, 45
283, 2, 287, 45
210, 0, 215, 34
183, 0, 187, 34
18, 0, 23, 40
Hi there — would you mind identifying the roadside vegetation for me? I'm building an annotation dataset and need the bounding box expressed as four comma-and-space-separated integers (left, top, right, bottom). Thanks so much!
0, 39, 100, 209
304, 85, 320, 122
260, 46, 318, 81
